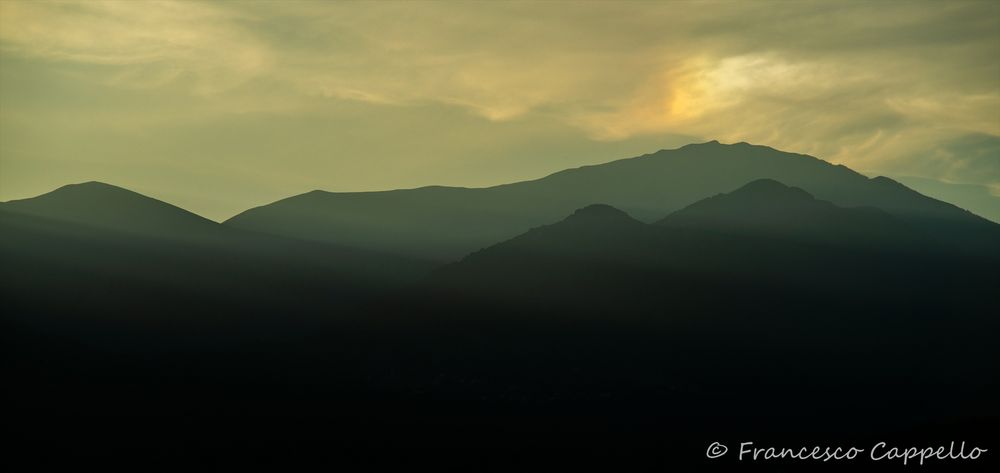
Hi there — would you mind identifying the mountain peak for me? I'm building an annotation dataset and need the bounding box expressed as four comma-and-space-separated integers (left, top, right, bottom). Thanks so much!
682, 139, 722, 148
56, 181, 154, 200
564, 204, 638, 224
685, 139, 759, 147
731, 178, 815, 201
656, 178, 923, 249
870, 175, 907, 188
3, 181, 144, 206
0, 181, 219, 236
657, 179, 822, 230
67, 180, 120, 189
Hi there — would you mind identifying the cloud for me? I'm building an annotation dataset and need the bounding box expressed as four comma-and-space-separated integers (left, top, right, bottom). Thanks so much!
0, 1, 272, 94
0, 0, 997, 215
902, 133, 1000, 194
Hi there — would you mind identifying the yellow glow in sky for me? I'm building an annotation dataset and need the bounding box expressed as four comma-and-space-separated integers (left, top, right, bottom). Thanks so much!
0, 0, 997, 220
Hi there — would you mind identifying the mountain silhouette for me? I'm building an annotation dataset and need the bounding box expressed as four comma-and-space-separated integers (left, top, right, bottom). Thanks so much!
225, 141, 996, 261
0, 181, 223, 239
565, 203, 637, 221
892, 175, 1000, 224
432, 178, 998, 314
0, 183, 435, 305
450, 202, 650, 267
657, 178, 924, 249
6, 162, 999, 463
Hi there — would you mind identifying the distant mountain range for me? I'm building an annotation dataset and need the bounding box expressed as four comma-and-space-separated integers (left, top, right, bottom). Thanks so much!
2, 141, 996, 268
657, 178, 923, 249
1, 181, 223, 240
432, 178, 997, 317
4, 141, 998, 459
0, 182, 433, 313
223, 141, 996, 261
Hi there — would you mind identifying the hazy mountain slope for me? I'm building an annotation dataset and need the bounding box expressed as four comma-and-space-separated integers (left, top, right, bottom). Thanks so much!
432, 179, 998, 315
226, 141, 995, 261
0, 183, 436, 324
657, 179, 924, 249
0, 181, 223, 239
0, 180, 432, 277
437, 203, 656, 281
891, 175, 1000, 224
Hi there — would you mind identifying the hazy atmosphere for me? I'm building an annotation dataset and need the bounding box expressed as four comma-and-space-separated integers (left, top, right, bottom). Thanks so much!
4, 2, 1000, 466
1, 0, 998, 220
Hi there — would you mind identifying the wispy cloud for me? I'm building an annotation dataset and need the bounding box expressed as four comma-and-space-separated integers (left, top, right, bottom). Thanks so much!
1, 0, 997, 216
0, 0, 271, 94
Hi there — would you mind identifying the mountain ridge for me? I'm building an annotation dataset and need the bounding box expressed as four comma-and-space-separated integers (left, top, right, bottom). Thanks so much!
5, 142, 996, 262
225, 141, 997, 260
0, 181, 223, 239
431, 178, 998, 315
657, 178, 924, 249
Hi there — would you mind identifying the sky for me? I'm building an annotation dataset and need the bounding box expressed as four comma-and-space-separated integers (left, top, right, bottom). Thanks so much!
0, 0, 998, 221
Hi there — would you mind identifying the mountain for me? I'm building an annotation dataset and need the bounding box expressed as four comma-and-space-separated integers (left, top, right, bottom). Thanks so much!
0, 181, 432, 276
6, 167, 998, 462
432, 178, 998, 314
225, 141, 996, 261
0, 181, 223, 239
657, 178, 924, 249
442, 203, 653, 277
0, 183, 436, 324
429, 202, 661, 311
890, 175, 1000, 224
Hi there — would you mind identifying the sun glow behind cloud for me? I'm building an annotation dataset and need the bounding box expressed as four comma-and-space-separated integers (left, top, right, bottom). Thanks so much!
0, 0, 997, 218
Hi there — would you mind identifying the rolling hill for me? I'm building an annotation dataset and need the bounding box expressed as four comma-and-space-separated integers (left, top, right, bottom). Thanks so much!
0, 181, 224, 240
0, 183, 435, 325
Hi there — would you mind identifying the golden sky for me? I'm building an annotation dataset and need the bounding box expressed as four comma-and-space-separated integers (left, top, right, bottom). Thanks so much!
1, 0, 998, 220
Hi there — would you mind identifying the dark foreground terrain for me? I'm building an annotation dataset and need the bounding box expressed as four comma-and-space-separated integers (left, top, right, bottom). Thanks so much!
3, 144, 999, 469
4, 221, 997, 470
